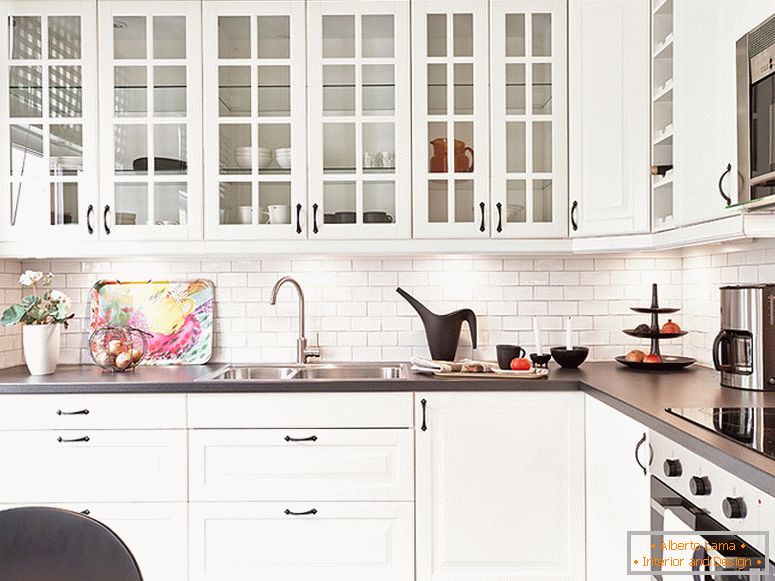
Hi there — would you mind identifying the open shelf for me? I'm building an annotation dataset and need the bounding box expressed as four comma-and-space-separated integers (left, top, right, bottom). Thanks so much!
652, 34, 673, 59
652, 80, 673, 102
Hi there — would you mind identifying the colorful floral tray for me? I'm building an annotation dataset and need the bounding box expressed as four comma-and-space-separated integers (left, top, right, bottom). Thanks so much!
88, 279, 214, 365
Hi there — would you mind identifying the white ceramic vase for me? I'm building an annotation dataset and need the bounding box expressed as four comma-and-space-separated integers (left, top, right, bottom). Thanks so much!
23, 324, 61, 376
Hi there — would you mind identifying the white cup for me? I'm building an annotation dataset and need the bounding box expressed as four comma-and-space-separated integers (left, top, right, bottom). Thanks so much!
238, 206, 253, 224
264, 204, 290, 224
363, 152, 381, 168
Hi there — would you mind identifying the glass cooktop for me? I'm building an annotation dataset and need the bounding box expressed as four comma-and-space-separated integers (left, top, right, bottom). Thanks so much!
666, 407, 775, 462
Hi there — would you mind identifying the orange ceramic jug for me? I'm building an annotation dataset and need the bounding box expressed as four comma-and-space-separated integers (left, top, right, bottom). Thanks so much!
429, 138, 474, 172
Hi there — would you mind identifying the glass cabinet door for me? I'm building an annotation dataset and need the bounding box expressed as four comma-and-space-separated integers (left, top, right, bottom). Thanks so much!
99, 1, 201, 240
0, 1, 98, 241
490, 0, 567, 238
412, 0, 488, 238
307, 1, 410, 239
203, 1, 305, 240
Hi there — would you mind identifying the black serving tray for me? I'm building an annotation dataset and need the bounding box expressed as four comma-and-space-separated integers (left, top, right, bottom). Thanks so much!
623, 329, 688, 339
630, 307, 680, 314
615, 355, 696, 371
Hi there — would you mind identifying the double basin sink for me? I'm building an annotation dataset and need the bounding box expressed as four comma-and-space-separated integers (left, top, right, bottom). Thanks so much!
201, 362, 406, 382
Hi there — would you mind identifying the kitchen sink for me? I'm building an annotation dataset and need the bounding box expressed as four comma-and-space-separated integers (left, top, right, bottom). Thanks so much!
201, 363, 406, 381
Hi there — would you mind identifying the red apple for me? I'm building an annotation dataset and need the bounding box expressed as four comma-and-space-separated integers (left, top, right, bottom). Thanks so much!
510, 357, 531, 371
643, 353, 662, 363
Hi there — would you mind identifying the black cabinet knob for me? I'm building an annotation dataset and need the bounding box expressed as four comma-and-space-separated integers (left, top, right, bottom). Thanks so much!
663, 459, 682, 477
722, 497, 746, 519
689, 476, 711, 496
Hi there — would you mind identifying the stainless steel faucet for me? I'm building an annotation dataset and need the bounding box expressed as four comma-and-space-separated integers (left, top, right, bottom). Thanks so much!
269, 276, 320, 364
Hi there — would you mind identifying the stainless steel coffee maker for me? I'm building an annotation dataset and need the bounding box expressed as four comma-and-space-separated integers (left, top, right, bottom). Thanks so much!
713, 285, 775, 391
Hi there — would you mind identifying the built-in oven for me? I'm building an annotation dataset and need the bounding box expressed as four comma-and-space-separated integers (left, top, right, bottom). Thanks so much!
737, 14, 775, 204
651, 477, 773, 579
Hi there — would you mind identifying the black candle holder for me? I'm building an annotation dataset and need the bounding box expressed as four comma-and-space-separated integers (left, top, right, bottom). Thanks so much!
530, 353, 552, 369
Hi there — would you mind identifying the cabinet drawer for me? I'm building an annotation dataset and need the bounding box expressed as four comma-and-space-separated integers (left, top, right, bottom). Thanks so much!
189, 501, 413, 581
0, 430, 187, 502
188, 393, 413, 428
0, 394, 187, 430
0, 502, 187, 581
189, 429, 413, 501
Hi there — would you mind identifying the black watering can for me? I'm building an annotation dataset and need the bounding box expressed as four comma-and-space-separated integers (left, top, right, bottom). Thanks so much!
396, 287, 477, 361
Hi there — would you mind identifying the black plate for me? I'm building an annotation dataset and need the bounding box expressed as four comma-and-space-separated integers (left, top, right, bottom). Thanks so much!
615, 355, 696, 371
623, 329, 688, 339
630, 307, 680, 314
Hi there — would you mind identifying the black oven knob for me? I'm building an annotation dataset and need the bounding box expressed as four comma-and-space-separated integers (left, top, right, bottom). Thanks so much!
722, 497, 746, 519
689, 476, 711, 496
663, 459, 682, 477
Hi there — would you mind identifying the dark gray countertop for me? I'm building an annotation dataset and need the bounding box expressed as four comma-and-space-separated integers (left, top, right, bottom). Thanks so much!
0, 362, 772, 492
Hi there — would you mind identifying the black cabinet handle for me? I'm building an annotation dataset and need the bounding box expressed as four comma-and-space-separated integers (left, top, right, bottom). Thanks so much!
285, 435, 317, 442
86, 204, 94, 235
284, 508, 317, 516
478, 202, 486, 232
57, 409, 89, 416
570, 200, 579, 231
80, 509, 90, 515
496, 202, 503, 233
296, 203, 302, 234
420, 398, 427, 431
103, 205, 111, 235
634, 432, 651, 476
57, 436, 90, 443
719, 163, 732, 206
312, 203, 319, 234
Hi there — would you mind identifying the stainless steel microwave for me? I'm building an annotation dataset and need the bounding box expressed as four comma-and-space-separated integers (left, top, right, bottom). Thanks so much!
737, 14, 775, 204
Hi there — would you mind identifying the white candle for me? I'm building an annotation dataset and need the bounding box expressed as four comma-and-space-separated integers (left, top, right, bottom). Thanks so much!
533, 316, 543, 354
565, 316, 573, 351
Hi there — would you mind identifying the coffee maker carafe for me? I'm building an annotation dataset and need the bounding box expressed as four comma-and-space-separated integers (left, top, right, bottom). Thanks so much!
714, 285, 775, 391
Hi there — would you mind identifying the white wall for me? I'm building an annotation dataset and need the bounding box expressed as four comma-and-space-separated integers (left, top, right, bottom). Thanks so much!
5, 239, 775, 369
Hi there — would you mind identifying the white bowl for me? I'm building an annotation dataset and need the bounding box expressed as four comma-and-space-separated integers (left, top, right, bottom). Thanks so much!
274, 148, 291, 155
276, 157, 291, 169
234, 153, 252, 169
257, 146, 271, 156
257, 155, 273, 169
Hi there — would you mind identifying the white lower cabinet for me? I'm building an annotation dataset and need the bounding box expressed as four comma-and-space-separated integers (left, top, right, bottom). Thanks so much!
585, 395, 651, 581
189, 428, 414, 501
0, 502, 188, 581
415, 392, 585, 581
188, 501, 414, 581
0, 429, 187, 502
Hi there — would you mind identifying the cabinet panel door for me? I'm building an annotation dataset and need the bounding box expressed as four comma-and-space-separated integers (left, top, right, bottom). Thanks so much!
189, 428, 414, 501
98, 1, 202, 241
490, 0, 568, 238
0, 502, 188, 581
585, 395, 651, 581
203, 1, 307, 240
569, 0, 650, 237
189, 502, 414, 581
415, 392, 584, 581
0, 1, 98, 242
0, 430, 187, 502
412, 0, 489, 238
307, 1, 411, 240
674, 1, 735, 226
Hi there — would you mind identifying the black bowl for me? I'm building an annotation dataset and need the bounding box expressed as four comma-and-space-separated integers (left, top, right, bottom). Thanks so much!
529, 353, 552, 369
550, 346, 589, 369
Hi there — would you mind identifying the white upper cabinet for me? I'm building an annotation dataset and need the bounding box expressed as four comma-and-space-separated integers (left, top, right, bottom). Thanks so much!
490, 0, 568, 238
412, 0, 489, 238
307, 1, 411, 239
203, 1, 306, 240
98, 1, 202, 240
673, 0, 735, 227
0, 1, 98, 242
569, 0, 650, 237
